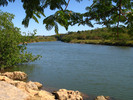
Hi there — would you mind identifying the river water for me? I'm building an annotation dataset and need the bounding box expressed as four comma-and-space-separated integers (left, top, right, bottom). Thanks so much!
11, 41, 133, 100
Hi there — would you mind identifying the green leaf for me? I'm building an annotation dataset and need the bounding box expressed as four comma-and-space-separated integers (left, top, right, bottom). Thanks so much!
32, 15, 39, 23
55, 22, 58, 34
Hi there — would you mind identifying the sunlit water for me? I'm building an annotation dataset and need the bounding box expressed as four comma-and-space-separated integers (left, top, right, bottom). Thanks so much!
10, 41, 133, 100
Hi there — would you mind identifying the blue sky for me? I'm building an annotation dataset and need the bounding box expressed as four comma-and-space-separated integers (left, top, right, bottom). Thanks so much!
1, 0, 102, 36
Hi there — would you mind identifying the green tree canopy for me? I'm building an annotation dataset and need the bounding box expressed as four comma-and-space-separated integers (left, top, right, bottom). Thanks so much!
0, 0, 133, 36
85, 0, 133, 38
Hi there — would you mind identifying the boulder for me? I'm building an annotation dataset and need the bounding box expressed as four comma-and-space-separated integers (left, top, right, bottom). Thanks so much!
105, 96, 111, 100
0, 71, 85, 100
0, 74, 54, 100
53, 89, 83, 100
38, 90, 55, 100
0, 81, 29, 100
0, 75, 13, 82
95, 95, 107, 100
1, 71, 27, 80
0, 75, 27, 90
34, 81, 43, 88
26, 81, 39, 90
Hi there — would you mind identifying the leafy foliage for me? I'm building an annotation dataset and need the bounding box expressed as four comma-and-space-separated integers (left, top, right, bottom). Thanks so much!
0, 11, 40, 69
0, 0, 15, 6
42, 0, 67, 10
21, 0, 45, 27
43, 10, 93, 34
0, 0, 133, 37
85, 0, 133, 38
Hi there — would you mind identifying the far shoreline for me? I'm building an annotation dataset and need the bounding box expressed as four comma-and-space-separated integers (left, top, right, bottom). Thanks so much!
61, 40, 133, 47
21, 39, 133, 47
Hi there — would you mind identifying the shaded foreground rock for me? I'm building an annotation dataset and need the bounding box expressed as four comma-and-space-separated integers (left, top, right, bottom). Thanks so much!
0, 81, 29, 100
53, 89, 83, 100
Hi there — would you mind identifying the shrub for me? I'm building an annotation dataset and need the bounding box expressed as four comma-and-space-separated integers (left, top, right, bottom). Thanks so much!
0, 11, 40, 69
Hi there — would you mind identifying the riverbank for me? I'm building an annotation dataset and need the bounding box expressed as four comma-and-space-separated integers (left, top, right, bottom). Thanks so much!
24, 36, 57, 44
0, 71, 111, 100
69, 39, 133, 47
22, 32, 133, 47
54, 27, 133, 47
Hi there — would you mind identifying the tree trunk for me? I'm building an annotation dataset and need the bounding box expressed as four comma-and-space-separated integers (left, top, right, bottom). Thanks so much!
116, 0, 122, 40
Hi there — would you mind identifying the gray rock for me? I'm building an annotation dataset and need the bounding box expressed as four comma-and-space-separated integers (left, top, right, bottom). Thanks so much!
0, 81, 29, 100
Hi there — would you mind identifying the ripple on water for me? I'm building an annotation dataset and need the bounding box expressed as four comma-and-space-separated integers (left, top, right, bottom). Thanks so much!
8, 41, 133, 100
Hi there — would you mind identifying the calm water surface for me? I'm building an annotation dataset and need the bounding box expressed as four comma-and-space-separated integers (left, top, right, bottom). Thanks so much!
11, 41, 133, 100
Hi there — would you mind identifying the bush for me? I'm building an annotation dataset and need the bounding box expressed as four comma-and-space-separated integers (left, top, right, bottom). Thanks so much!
0, 11, 40, 69
119, 33, 130, 40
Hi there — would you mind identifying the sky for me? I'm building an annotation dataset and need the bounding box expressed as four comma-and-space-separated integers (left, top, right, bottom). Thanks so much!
1, 0, 102, 36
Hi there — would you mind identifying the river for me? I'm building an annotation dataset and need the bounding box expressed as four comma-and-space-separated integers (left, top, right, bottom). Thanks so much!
10, 41, 133, 100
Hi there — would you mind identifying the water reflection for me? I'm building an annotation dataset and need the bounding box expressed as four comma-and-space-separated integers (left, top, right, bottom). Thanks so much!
5, 64, 36, 73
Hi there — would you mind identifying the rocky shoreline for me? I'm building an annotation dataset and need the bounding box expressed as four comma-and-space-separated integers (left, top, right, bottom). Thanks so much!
0, 71, 111, 100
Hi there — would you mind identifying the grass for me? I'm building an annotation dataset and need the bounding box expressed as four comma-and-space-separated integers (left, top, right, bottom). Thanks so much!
70, 39, 133, 46
55, 28, 133, 47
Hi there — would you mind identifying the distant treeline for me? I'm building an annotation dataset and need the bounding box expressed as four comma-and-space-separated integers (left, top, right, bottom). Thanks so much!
54, 28, 133, 46
22, 36, 57, 43
23, 27, 133, 46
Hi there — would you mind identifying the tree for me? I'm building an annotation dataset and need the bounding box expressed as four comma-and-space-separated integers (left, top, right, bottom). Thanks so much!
0, 0, 133, 38
85, 0, 133, 39
0, 10, 40, 69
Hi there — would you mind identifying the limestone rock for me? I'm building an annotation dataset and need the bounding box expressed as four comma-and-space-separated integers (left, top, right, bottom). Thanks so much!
105, 96, 111, 100
0, 74, 54, 100
0, 81, 29, 100
0, 75, 13, 82
0, 71, 85, 100
14, 81, 27, 91
26, 81, 39, 90
25, 87, 39, 96
95, 95, 107, 100
1, 71, 27, 80
53, 89, 83, 100
38, 90, 55, 100
0, 75, 26, 90
34, 82, 43, 88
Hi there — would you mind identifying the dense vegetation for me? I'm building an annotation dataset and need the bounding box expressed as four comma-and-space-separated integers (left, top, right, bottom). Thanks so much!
24, 35, 57, 43
1, 0, 132, 37
55, 28, 133, 46
0, 11, 40, 69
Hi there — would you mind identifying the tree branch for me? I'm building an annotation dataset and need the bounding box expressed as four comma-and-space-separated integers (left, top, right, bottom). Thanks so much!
65, 0, 70, 10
